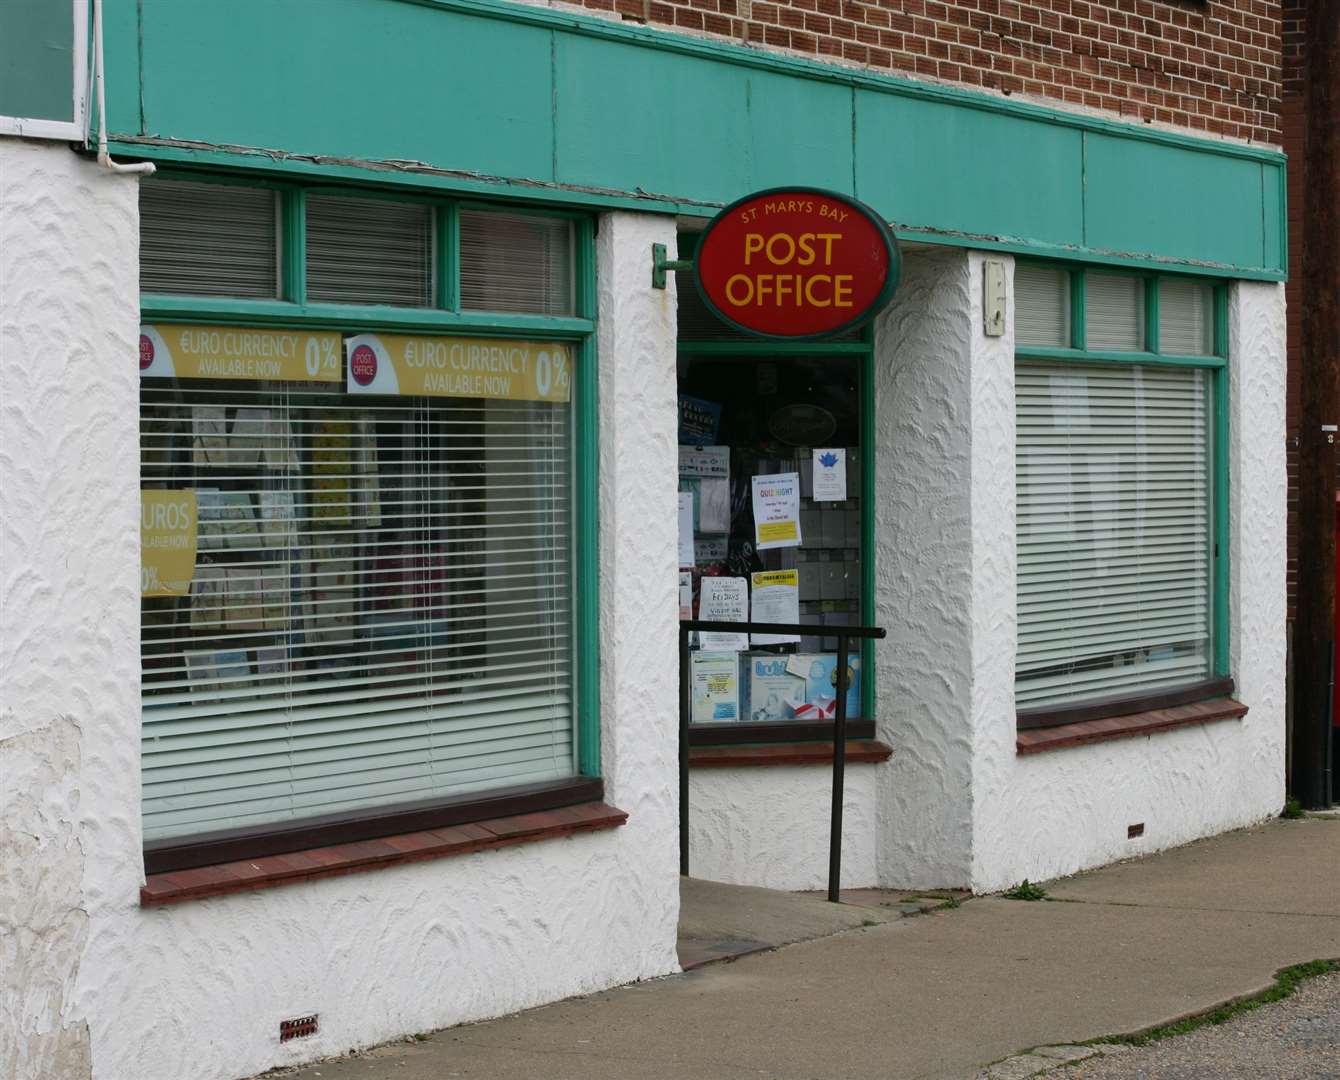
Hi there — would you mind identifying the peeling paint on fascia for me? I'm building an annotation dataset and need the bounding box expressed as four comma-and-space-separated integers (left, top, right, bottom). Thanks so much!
105, 134, 723, 211
890, 223, 1273, 275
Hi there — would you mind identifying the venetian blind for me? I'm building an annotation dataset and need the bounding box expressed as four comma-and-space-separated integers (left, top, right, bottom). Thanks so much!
1015, 362, 1212, 707
307, 195, 434, 307
1159, 279, 1214, 355
1014, 264, 1071, 348
1086, 274, 1145, 351
139, 380, 575, 841
140, 179, 279, 299
459, 211, 574, 315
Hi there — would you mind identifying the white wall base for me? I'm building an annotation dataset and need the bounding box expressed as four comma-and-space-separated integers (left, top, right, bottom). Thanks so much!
688, 764, 882, 891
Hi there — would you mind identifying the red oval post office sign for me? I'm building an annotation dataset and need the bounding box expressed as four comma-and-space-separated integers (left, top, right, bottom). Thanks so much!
693, 187, 900, 340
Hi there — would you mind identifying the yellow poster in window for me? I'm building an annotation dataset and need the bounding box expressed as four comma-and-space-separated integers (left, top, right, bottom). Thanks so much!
141, 490, 198, 596
140, 324, 343, 383
344, 333, 572, 404
312, 416, 353, 525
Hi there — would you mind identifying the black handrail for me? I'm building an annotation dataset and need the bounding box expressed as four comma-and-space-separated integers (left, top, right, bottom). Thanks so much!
678, 619, 887, 902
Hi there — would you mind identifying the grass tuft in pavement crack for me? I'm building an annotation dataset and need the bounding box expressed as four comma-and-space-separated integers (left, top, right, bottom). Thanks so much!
1002, 879, 1048, 901
1091, 958, 1339, 1047
1281, 798, 1305, 819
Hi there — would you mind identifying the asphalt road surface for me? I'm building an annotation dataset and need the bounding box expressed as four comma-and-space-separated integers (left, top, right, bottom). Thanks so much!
1058, 970, 1340, 1080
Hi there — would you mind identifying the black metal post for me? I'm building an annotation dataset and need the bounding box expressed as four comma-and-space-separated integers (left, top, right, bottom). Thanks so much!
828, 633, 850, 903
679, 624, 691, 877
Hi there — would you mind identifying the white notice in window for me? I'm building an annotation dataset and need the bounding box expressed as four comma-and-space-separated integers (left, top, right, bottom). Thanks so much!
750, 569, 801, 645
811, 448, 847, 502
698, 576, 749, 652
678, 491, 695, 568
751, 472, 802, 550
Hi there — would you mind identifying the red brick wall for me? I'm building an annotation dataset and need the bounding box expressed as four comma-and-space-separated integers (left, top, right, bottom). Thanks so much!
582, 0, 1282, 144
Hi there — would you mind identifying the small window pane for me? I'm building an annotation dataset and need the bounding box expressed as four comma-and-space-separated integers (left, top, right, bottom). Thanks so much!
460, 211, 575, 316
1159, 279, 1214, 355
140, 179, 278, 298
1086, 274, 1146, 351
306, 195, 433, 307
1014, 264, 1071, 348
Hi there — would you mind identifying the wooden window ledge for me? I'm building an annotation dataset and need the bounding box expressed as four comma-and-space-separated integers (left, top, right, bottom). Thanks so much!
140, 801, 627, 907
689, 739, 893, 768
1016, 698, 1247, 756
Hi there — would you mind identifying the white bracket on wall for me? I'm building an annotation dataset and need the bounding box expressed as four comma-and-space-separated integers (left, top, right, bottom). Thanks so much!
983, 258, 1007, 337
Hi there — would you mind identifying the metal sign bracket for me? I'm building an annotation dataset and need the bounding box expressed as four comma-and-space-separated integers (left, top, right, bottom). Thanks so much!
651, 243, 691, 290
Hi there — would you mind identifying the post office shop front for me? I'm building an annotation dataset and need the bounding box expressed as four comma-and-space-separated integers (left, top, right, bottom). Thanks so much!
3, 3, 1287, 1078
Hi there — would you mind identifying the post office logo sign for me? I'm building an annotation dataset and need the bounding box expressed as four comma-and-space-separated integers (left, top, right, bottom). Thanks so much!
693, 188, 900, 340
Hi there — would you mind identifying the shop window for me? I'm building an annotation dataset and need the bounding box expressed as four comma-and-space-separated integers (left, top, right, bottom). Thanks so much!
459, 211, 574, 316
140, 179, 279, 299
141, 381, 575, 842
1014, 263, 1071, 348
138, 180, 588, 868
1159, 279, 1214, 355
678, 350, 868, 731
1085, 273, 1146, 352
1013, 263, 1225, 723
1015, 363, 1211, 707
306, 194, 434, 307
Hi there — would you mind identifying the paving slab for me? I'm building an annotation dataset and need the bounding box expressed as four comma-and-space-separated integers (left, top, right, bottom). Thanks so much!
273, 822, 1340, 1080
1045, 819, 1340, 917
677, 874, 901, 965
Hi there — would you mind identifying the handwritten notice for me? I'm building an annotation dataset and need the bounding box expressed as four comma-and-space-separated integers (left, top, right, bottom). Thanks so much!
698, 576, 749, 652
751, 472, 802, 550
812, 448, 847, 502
750, 569, 801, 645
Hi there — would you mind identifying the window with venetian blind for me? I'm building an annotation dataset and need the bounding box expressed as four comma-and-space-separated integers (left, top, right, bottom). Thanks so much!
1013, 264, 1222, 716
138, 178, 585, 860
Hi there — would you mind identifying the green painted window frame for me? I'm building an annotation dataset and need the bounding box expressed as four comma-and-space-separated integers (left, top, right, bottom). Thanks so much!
674, 239, 878, 739
1014, 261, 1231, 727
138, 171, 603, 870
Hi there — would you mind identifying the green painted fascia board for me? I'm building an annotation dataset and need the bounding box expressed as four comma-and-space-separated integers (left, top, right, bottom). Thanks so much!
395, 0, 1284, 168
856, 89, 1084, 247
1084, 133, 1269, 271
107, 0, 1287, 277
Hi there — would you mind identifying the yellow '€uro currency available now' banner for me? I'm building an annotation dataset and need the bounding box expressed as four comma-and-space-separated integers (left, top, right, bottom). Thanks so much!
141, 490, 198, 596
345, 333, 572, 404
140, 324, 343, 383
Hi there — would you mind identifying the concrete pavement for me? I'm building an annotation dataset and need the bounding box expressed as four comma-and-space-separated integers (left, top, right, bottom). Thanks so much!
273, 819, 1340, 1080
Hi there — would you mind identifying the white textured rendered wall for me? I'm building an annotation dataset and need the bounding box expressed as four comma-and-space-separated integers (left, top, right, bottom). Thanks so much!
871, 249, 977, 889
968, 275, 1288, 893
1, 140, 140, 1080
688, 765, 880, 890
4, 180, 682, 1080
